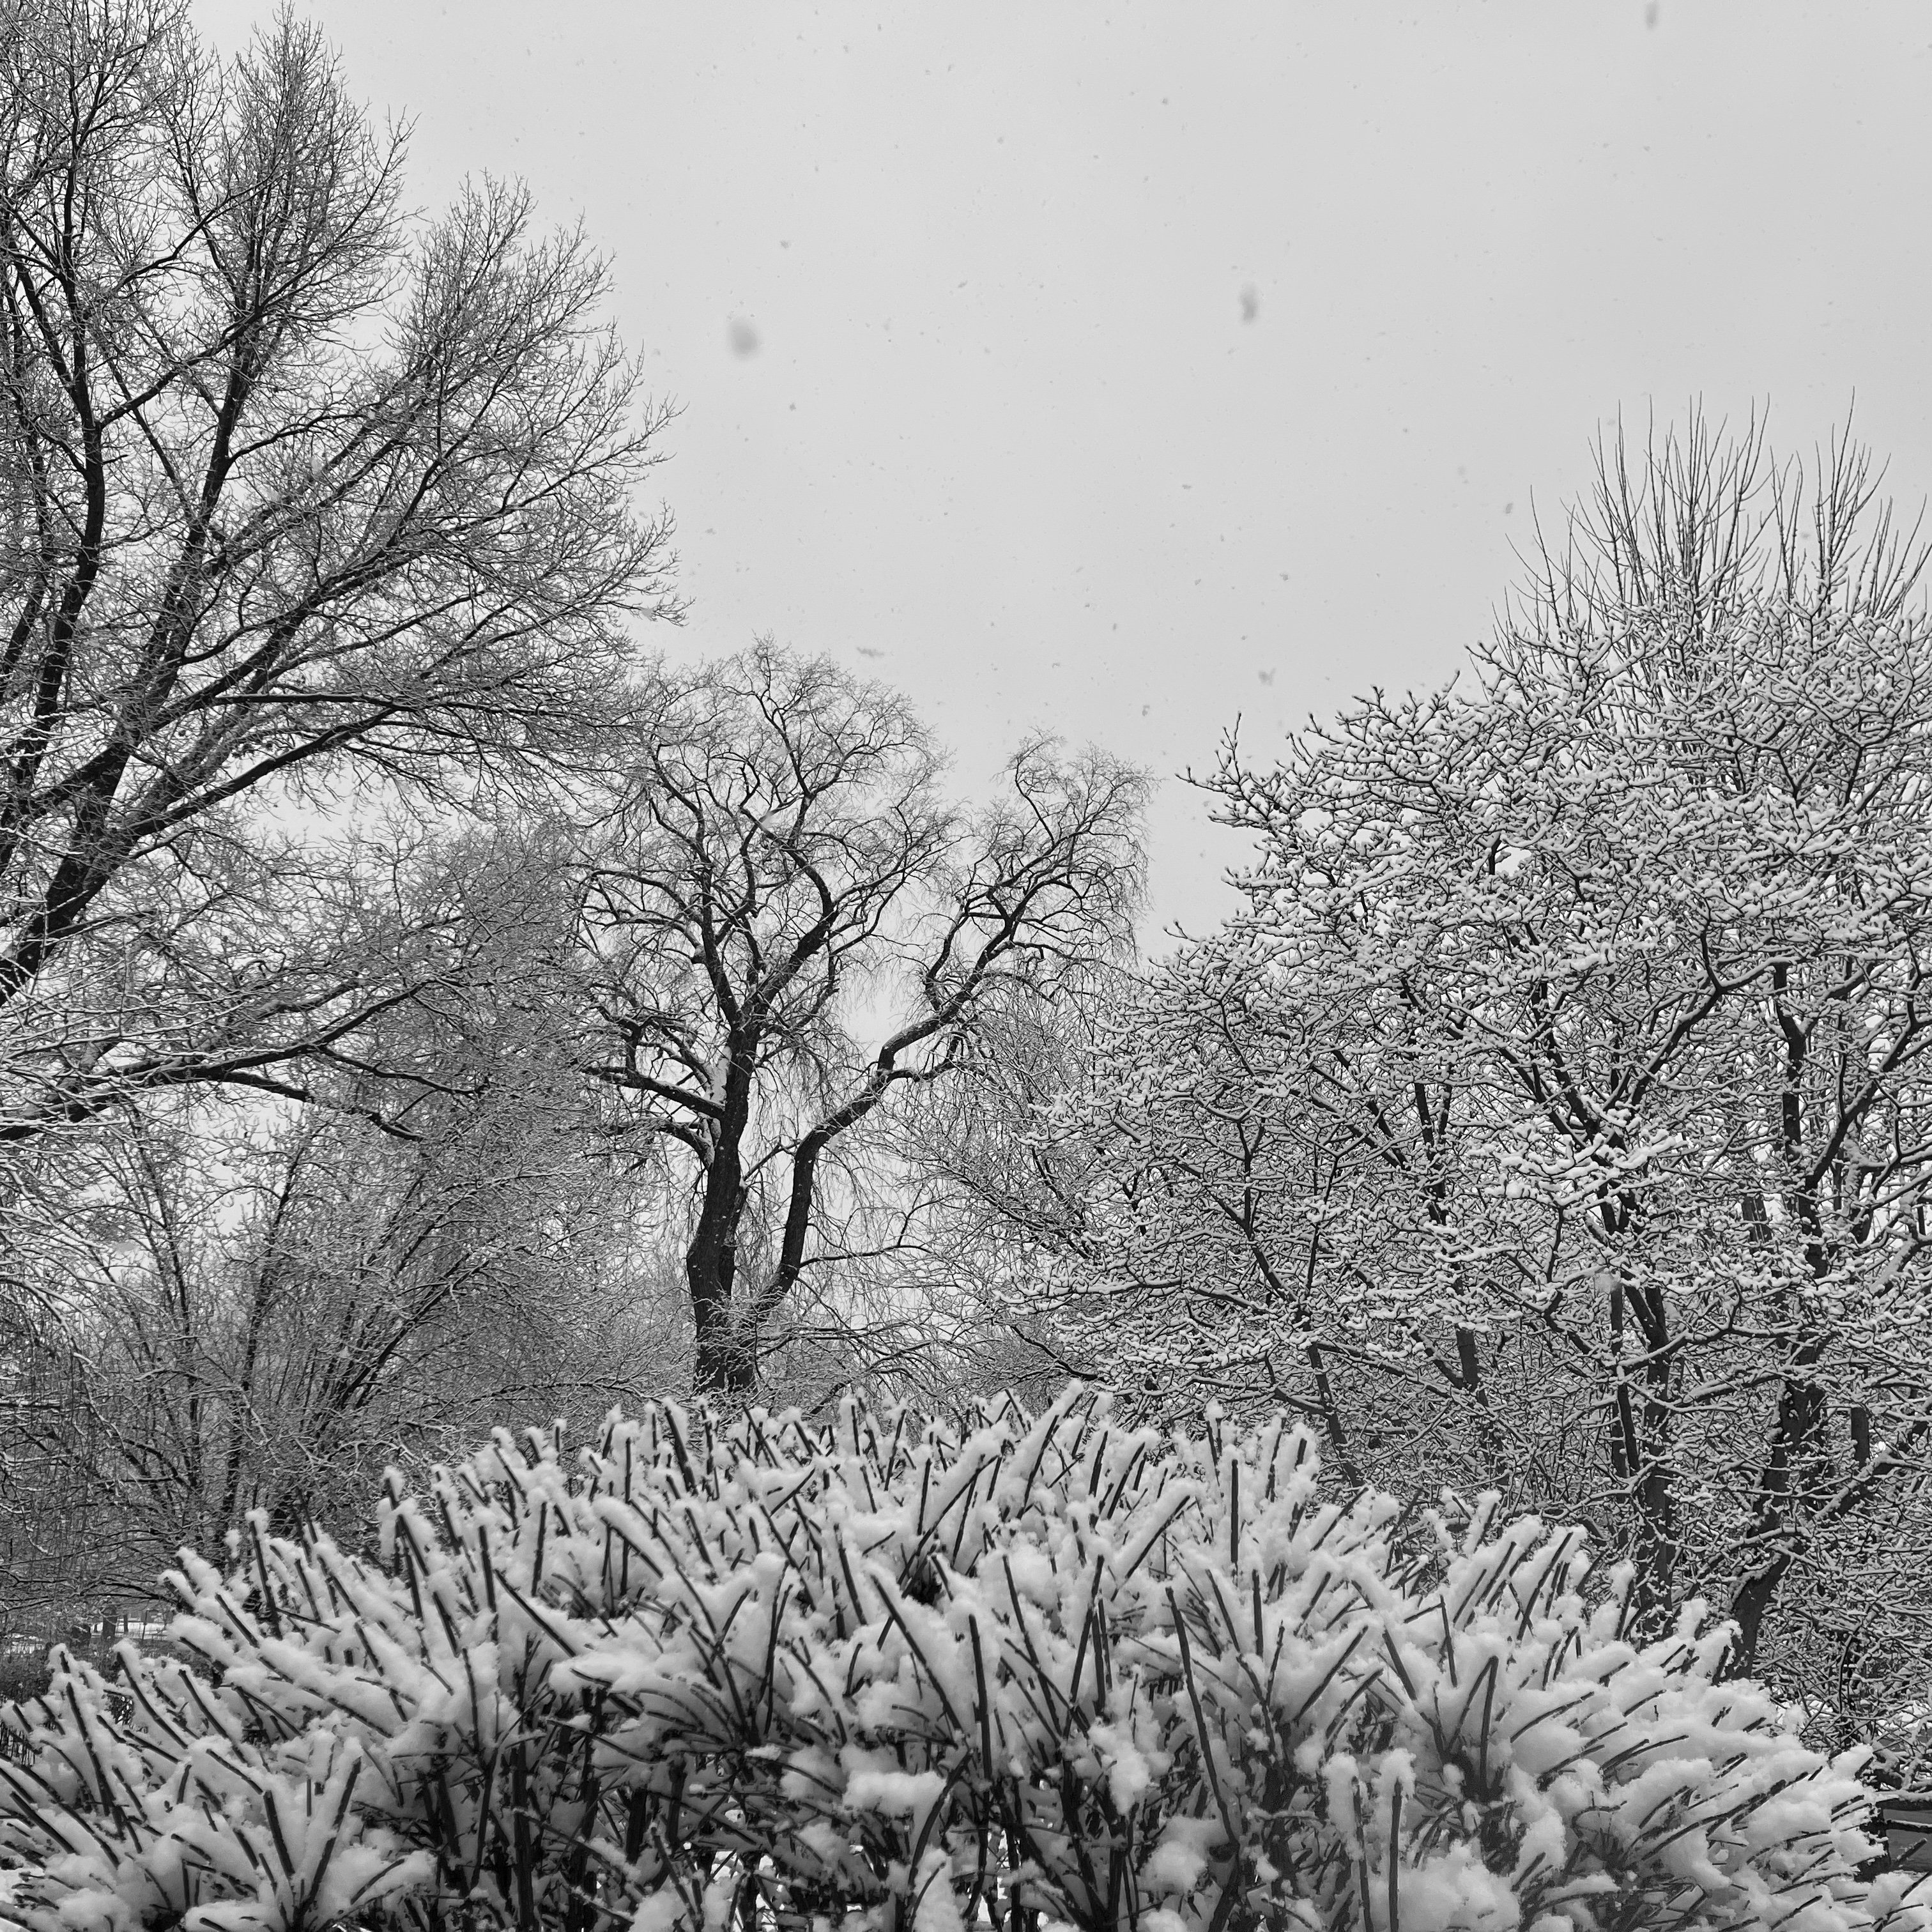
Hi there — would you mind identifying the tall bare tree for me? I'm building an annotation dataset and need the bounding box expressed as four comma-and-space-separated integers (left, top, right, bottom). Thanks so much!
576, 645, 1145, 1395
1013, 417, 1932, 1761
0, 0, 677, 1138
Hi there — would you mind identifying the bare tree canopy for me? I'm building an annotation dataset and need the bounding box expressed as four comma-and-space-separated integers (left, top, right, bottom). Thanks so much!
576, 644, 1146, 1396
0, 0, 677, 1137
1006, 417, 1932, 1758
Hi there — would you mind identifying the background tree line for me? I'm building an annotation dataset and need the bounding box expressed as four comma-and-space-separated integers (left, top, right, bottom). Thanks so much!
4, 0, 1930, 1784
0, 0, 1144, 1632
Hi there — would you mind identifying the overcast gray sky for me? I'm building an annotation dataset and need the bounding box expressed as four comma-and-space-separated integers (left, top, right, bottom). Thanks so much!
197, 0, 1932, 938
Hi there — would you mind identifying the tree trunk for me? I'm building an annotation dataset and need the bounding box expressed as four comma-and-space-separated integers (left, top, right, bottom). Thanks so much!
1726, 1339, 1828, 1677
1607, 1270, 1680, 1627
688, 1050, 755, 1395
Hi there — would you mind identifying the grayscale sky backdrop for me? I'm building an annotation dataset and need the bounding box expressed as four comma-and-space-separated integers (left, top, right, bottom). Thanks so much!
194, 0, 1932, 939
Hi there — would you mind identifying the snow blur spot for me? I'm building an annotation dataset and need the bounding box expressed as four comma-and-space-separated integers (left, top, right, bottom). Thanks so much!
728, 316, 760, 358
1239, 283, 1259, 323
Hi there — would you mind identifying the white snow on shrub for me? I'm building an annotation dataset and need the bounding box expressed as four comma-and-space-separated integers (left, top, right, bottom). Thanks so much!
0, 1388, 1924, 1931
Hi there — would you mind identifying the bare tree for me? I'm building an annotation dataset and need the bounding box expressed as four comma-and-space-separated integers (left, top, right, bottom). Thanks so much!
575, 645, 1145, 1395
0, 0, 676, 1137
1016, 417, 1932, 1756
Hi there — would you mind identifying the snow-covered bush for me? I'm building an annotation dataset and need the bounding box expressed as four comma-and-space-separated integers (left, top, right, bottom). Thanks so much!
0, 1388, 1923, 1932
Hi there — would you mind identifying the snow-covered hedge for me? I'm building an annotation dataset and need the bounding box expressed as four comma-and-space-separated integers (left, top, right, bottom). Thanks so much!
0, 1388, 1923, 1932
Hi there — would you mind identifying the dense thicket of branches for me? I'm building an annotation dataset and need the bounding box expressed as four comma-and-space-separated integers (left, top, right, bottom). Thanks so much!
992, 419, 1932, 1770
